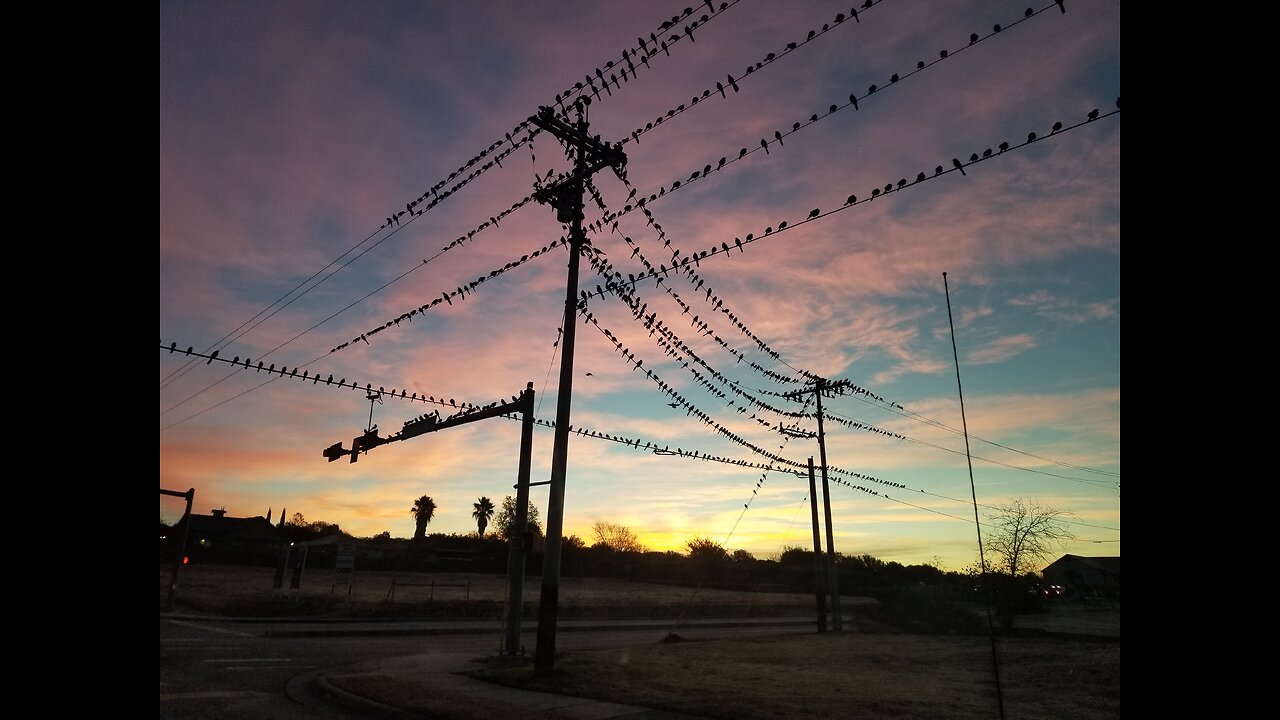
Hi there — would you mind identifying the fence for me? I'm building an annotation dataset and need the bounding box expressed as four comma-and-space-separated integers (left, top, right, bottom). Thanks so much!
385, 576, 472, 602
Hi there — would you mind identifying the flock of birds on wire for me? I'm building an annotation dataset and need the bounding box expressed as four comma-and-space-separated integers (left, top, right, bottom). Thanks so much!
165, 0, 1113, 524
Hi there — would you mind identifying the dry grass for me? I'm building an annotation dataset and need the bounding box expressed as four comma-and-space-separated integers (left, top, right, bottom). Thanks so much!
462, 631, 1119, 720
160, 562, 829, 619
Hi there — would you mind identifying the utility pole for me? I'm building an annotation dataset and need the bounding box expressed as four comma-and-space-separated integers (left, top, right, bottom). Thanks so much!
528, 103, 626, 676
320, 383, 536, 656
504, 383, 536, 656
160, 486, 194, 612
783, 378, 844, 631
807, 457, 827, 632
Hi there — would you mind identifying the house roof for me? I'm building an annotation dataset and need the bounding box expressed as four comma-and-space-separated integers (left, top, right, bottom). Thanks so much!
1044, 554, 1120, 575
174, 513, 282, 542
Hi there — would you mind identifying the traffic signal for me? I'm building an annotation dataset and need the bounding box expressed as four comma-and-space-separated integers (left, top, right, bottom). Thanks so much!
350, 428, 380, 463
323, 442, 347, 462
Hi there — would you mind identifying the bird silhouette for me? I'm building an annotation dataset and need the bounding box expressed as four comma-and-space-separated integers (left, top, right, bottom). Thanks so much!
849, 94, 859, 111
890, 73, 899, 83
1051, 121, 1063, 133
668, 402, 680, 408
1055, 0, 1066, 13
1027, 132, 1038, 142
1088, 108, 1100, 121
952, 158, 966, 176
775, 130, 784, 146
998, 141, 1010, 152
808, 208, 820, 219
1025, 7, 1034, 17
727, 74, 739, 92
760, 138, 769, 154
206, 350, 218, 365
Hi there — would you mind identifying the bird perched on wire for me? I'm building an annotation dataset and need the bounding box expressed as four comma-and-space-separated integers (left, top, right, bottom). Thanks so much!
952, 158, 966, 176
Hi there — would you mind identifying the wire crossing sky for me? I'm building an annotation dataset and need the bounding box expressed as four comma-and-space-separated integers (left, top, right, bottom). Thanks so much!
160, 0, 1120, 570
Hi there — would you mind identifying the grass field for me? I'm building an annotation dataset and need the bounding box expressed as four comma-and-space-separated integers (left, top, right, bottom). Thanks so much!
159, 562, 835, 618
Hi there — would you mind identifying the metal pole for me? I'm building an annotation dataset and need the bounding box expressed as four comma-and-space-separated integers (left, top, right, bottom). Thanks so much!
944, 271, 1005, 718
536, 150, 586, 676
816, 387, 842, 632
166, 488, 194, 612
505, 382, 535, 655
808, 458, 827, 632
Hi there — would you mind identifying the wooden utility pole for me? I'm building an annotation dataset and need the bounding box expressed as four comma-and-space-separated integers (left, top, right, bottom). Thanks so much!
783, 378, 844, 631
808, 457, 828, 632
528, 103, 627, 676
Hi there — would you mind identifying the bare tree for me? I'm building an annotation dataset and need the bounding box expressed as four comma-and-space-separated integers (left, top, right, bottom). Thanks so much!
592, 521, 646, 552
984, 497, 1075, 577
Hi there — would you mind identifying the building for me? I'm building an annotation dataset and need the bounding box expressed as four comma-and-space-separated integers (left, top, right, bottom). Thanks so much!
167, 509, 285, 565
1042, 554, 1120, 597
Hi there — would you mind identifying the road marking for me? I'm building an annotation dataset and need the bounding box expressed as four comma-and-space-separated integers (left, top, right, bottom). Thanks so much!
159, 691, 268, 701
163, 618, 257, 637
223, 664, 317, 671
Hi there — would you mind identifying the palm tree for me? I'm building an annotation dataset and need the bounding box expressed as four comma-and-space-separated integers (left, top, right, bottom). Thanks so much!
411, 495, 437, 541
472, 496, 496, 538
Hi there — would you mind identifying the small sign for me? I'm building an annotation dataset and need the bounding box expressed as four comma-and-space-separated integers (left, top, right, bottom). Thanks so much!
334, 540, 355, 586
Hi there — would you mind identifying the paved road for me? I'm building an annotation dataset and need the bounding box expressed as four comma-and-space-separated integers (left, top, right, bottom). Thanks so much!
160, 614, 820, 719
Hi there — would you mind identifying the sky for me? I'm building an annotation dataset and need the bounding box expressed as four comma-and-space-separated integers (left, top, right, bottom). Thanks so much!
159, 0, 1120, 572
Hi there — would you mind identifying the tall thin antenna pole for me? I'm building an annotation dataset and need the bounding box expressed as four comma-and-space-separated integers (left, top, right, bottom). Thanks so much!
943, 271, 1005, 719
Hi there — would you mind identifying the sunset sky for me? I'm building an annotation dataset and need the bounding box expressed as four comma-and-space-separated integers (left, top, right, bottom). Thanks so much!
159, 0, 1120, 571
